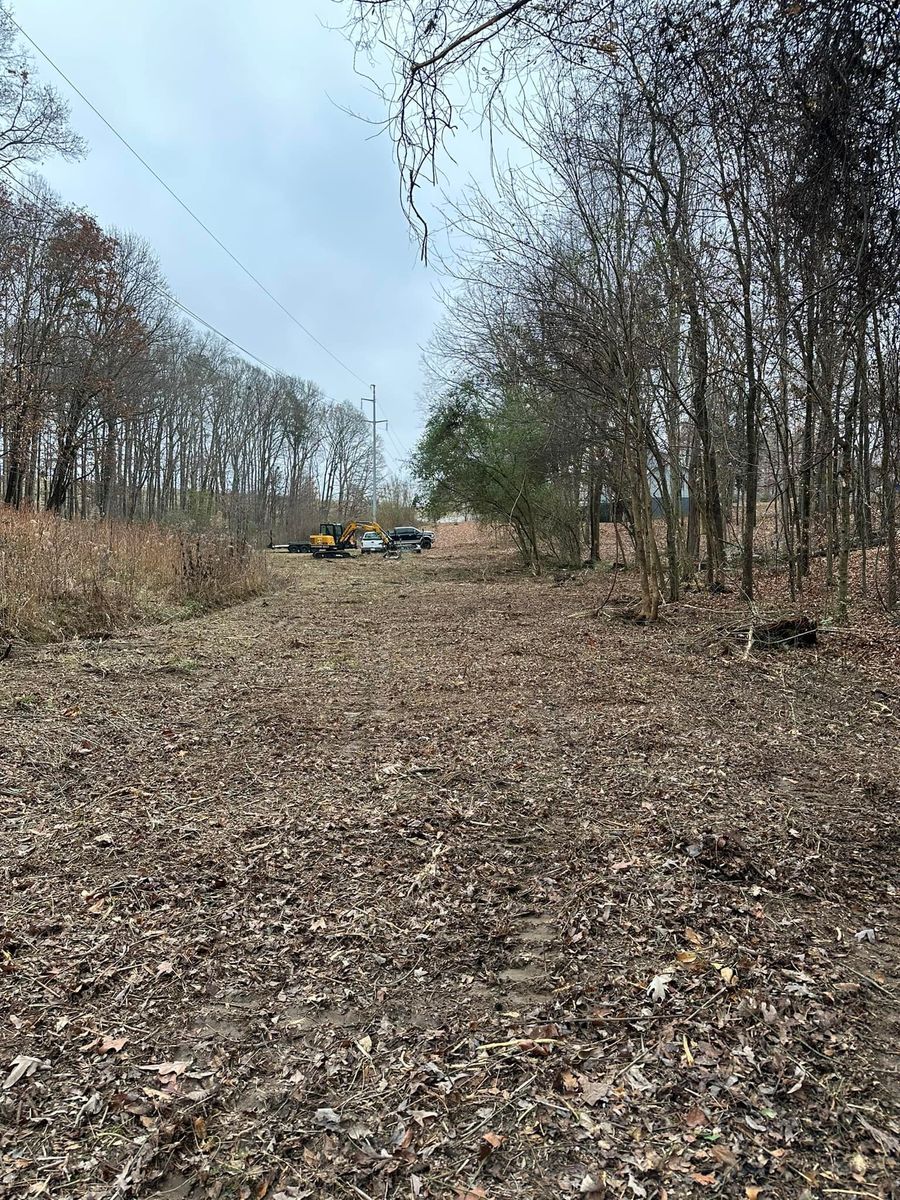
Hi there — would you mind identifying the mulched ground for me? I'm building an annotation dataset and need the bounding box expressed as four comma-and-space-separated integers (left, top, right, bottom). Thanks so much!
1, 540, 898, 1200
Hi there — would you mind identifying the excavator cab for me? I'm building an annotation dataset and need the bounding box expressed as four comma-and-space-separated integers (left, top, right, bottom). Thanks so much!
310, 522, 352, 558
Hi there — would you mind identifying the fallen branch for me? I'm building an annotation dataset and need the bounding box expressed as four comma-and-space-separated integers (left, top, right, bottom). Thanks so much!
722, 616, 818, 649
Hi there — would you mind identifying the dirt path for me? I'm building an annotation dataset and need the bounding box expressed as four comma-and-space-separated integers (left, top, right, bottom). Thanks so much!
1, 547, 898, 1199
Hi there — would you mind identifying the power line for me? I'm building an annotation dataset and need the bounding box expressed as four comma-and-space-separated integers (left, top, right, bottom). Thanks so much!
2, 171, 417, 470
8, 14, 371, 388
3, 24, 418, 469
324, 392, 413, 472
154, 291, 288, 377
2, 171, 291, 378
387, 426, 411, 464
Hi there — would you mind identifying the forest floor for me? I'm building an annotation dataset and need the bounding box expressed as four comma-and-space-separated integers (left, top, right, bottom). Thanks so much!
1, 534, 898, 1200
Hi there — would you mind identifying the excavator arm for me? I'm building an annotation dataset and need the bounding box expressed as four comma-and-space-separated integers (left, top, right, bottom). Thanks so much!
338, 521, 393, 546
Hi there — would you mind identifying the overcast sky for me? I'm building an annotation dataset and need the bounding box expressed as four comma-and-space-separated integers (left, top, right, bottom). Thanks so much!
18, 0, 452, 470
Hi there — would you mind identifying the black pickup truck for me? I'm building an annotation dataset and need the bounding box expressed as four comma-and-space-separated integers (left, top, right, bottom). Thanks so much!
389, 526, 435, 550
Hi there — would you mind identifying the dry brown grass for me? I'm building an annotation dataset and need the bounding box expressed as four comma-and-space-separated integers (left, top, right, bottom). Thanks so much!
0, 509, 269, 642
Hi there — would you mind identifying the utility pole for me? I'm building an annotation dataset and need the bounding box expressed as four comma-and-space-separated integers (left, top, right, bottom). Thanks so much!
361, 384, 386, 522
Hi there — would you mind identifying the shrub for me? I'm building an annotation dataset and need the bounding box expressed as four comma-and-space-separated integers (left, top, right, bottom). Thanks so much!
0, 510, 269, 642
175, 532, 269, 610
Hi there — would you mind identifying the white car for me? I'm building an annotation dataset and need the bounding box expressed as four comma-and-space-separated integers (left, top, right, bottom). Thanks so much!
359, 530, 387, 554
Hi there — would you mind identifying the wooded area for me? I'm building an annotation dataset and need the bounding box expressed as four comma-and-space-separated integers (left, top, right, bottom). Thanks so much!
0, 177, 400, 535
0, 9, 418, 542
348, 0, 900, 620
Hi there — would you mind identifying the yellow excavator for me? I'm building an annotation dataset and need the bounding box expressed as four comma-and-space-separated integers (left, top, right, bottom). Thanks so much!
309, 520, 396, 559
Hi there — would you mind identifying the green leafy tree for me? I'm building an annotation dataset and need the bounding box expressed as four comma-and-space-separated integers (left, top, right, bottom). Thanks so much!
415, 382, 581, 571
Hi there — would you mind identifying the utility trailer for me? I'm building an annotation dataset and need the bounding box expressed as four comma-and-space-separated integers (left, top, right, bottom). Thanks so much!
268, 539, 312, 554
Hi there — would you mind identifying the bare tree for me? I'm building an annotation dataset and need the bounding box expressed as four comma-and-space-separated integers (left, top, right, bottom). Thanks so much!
0, 7, 84, 172
375, 0, 900, 615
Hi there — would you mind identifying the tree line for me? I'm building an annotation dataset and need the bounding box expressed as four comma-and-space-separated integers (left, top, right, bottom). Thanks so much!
348, 0, 900, 618
0, 179, 390, 535
0, 10, 415, 540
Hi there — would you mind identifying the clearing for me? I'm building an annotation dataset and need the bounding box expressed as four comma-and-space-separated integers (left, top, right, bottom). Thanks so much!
1, 541, 898, 1199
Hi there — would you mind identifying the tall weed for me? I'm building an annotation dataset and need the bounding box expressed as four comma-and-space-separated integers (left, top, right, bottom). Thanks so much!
0, 510, 268, 641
